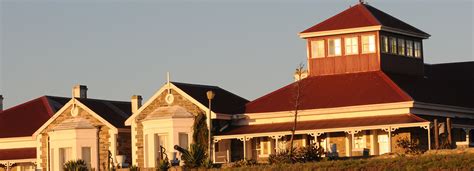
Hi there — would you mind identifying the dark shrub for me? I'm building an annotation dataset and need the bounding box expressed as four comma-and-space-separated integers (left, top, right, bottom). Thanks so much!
396, 137, 424, 154
63, 160, 88, 171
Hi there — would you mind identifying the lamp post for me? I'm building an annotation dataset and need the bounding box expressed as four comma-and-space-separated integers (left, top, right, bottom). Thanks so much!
206, 90, 215, 162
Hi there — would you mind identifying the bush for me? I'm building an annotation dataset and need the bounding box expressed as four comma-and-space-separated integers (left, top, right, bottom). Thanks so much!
174, 144, 207, 168
268, 149, 295, 164
63, 160, 88, 171
396, 137, 424, 154
129, 165, 139, 171
295, 144, 325, 162
157, 158, 170, 171
268, 144, 324, 164
232, 159, 258, 167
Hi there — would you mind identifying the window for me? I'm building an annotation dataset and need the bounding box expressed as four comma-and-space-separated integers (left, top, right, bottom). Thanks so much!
398, 38, 405, 56
81, 147, 91, 169
257, 137, 271, 156
381, 36, 389, 53
154, 134, 168, 160
179, 133, 189, 150
311, 40, 325, 58
389, 37, 397, 54
344, 37, 358, 55
414, 42, 422, 58
362, 35, 376, 53
328, 38, 341, 56
59, 147, 72, 171
406, 40, 414, 57
354, 134, 366, 149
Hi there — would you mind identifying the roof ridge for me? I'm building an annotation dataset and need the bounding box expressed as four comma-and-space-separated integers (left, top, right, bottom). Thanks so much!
77, 97, 130, 104
171, 81, 220, 89
301, 3, 380, 33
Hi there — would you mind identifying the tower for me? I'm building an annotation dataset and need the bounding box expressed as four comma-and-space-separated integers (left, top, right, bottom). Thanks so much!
300, 3, 430, 76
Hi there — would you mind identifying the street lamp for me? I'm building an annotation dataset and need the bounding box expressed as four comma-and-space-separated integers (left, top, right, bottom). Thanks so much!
206, 90, 215, 162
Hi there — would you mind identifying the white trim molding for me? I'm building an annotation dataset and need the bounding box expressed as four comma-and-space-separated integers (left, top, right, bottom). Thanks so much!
125, 82, 227, 126
298, 25, 430, 39
214, 122, 429, 140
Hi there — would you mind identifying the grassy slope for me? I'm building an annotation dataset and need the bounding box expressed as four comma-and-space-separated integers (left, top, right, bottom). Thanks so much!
221, 151, 474, 171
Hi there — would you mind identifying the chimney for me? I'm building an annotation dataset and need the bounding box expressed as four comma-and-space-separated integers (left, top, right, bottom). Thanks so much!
0, 95, 3, 111
131, 95, 142, 114
72, 85, 88, 98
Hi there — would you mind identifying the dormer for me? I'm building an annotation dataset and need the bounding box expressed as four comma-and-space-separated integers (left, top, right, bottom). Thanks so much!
300, 2, 430, 76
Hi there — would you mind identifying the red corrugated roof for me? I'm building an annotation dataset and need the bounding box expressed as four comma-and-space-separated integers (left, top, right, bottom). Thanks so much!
301, 3, 429, 36
0, 96, 69, 138
219, 114, 427, 136
0, 148, 36, 161
244, 71, 412, 114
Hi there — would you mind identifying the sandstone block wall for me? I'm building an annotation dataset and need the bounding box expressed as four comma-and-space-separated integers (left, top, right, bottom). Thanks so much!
133, 89, 205, 168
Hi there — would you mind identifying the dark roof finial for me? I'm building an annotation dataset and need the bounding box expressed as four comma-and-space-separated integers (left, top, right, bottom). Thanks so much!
359, 0, 365, 4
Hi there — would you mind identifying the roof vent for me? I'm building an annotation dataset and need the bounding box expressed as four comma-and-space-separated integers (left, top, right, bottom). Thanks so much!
72, 85, 88, 98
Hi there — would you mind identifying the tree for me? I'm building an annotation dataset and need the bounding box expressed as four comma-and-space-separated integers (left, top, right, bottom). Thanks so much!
174, 112, 209, 168
289, 63, 306, 158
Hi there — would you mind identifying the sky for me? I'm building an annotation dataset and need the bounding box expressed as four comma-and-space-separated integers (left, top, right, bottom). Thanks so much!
1, 0, 473, 109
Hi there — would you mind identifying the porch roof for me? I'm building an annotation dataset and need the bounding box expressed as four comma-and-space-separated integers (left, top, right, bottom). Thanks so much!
217, 114, 428, 137
0, 148, 36, 161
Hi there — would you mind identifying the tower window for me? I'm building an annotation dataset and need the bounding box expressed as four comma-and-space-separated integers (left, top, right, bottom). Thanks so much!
398, 38, 405, 56
362, 35, 376, 53
414, 42, 422, 58
406, 40, 414, 57
381, 36, 389, 53
311, 40, 325, 58
328, 38, 341, 56
389, 37, 397, 54
344, 37, 359, 55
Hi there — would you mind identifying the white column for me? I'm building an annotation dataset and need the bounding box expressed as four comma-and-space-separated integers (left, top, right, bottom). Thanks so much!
388, 127, 392, 153
427, 125, 431, 150
131, 121, 138, 166
242, 137, 247, 160
212, 142, 216, 163
370, 130, 376, 155
465, 129, 471, 145
275, 138, 279, 153
345, 131, 352, 157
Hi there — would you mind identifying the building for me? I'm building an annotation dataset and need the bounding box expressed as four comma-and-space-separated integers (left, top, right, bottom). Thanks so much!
0, 96, 69, 171
0, 85, 134, 171
125, 80, 248, 168
213, 2, 474, 162
1, 2, 473, 170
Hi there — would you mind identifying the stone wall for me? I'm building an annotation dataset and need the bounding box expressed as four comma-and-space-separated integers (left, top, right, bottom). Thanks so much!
39, 106, 111, 171
133, 89, 205, 168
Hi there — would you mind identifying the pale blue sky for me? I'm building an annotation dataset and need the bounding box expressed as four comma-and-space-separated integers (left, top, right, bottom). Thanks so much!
1, 0, 473, 108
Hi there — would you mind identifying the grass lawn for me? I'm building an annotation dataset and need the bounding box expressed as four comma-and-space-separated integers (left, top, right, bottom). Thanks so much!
219, 150, 474, 171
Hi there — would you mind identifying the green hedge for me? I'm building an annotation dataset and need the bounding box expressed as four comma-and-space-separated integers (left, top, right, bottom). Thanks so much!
220, 152, 474, 171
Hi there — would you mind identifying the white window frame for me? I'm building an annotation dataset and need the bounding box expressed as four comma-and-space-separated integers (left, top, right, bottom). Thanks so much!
389, 37, 397, 54
381, 36, 389, 53
311, 40, 325, 58
257, 137, 271, 157
353, 133, 366, 150
398, 38, 405, 56
344, 37, 359, 55
178, 132, 189, 150
328, 38, 342, 57
414, 41, 422, 58
361, 35, 376, 54
406, 40, 414, 57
